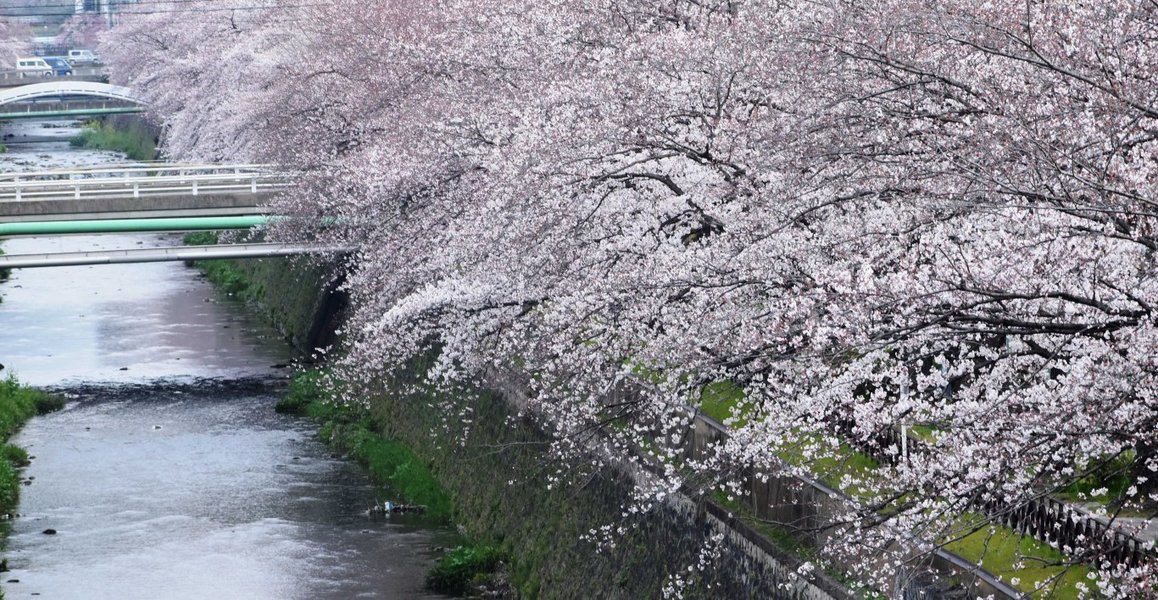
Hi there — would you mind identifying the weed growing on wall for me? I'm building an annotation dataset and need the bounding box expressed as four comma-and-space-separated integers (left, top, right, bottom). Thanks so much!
181, 232, 252, 298
277, 370, 453, 521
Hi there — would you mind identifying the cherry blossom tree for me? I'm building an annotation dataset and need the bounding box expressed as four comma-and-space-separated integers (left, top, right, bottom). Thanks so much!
0, 17, 32, 65
56, 13, 107, 51
102, 1, 1157, 596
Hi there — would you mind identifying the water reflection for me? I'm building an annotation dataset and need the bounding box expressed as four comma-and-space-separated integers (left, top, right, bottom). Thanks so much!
3, 383, 453, 600
0, 234, 293, 385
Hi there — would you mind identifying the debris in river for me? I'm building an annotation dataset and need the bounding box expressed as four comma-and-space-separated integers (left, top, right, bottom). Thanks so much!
366, 501, 427, 516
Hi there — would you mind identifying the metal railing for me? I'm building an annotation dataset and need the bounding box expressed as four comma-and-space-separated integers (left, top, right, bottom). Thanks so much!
0, 163, 293, 202
0, 73, 107, 87
832, 416, 1155, 570
0, 99, 142, 119
0, 242, 355, 269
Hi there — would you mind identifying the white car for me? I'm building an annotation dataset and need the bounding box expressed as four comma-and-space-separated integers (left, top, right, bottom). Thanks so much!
15, 57, 53, 76
67, 49, 100, 65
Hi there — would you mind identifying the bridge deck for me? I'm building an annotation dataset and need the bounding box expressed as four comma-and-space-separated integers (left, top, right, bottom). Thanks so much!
0, 191, 278, 221
0, 164, 287, 220
0, 80, 144, 120
0, 243, 353, 268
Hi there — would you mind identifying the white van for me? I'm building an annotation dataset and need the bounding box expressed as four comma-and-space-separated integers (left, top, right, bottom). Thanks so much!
67, 49, 99, 65
15, 58, 53, 77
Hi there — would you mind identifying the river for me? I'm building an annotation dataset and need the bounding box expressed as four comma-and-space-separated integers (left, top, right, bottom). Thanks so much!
0, 120, 454, 599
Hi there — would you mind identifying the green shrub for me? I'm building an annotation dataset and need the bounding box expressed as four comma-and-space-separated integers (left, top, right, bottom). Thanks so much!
0, 458, 17, 514
0, 377, 41, 438
182, 231, 219, 246
425, 544, 505, 596
1, 445, 28, 468
198, 261, 250, 296
69, 120, 155, 161
275, 369, 334, 415
181, 232, 254, 297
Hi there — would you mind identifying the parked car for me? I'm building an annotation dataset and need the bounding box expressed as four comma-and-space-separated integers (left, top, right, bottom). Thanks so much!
15, 57, 53, 77
42, 57, 73, 76
67, 49, 100, 65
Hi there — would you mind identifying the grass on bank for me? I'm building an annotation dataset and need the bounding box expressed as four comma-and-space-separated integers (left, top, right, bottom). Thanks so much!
695, 380, 1102, 599
424, 543, 506, 596
944, 519, 1091, 600
69, 120, 156, 161
276, 370, 507, 596
182, 232, 253, 298
275, 370, 454, 521
0, 376, 64, 515
1056, 452, 1138, 509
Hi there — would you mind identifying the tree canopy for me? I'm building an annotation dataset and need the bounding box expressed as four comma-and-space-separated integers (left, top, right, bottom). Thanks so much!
102, 2, 1157, 597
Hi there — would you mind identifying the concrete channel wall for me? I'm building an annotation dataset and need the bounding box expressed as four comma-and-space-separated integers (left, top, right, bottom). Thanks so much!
388, 359, 857, 600
233, 256, 1022, 599
219, 255, 346, 354
688, 415, 1022, 600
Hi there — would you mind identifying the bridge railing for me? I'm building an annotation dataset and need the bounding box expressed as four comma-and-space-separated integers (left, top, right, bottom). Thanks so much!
0, 99, 141, 118
0, 164, 293, 202
0, 74, 108, 88
0, 81, 138, 104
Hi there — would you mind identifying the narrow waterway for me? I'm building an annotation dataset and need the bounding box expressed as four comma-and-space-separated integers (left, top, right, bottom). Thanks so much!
0, 121, 454, 599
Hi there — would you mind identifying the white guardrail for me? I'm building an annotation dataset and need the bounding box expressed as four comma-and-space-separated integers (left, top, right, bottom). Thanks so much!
0, 163, 293, 202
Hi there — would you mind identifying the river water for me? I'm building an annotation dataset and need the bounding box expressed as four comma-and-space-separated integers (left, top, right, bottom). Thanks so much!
0, 121, 453, 599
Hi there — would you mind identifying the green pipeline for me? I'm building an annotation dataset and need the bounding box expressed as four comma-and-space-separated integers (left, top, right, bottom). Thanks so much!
0, 216, 270, 236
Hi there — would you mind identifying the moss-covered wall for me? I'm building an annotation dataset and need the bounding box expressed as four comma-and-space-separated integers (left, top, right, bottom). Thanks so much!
352, 359, 850, 600
234, 261, 853, 599
202, 255, 347, 354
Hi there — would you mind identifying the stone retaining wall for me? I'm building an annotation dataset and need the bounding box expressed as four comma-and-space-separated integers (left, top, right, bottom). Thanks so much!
225, 255, 347, 354
372, 362, 854, 600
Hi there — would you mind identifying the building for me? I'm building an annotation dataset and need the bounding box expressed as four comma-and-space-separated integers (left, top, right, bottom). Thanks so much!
74, 0, 135, 25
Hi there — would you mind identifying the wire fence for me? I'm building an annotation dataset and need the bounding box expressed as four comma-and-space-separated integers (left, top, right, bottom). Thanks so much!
833, 417, 1154, 571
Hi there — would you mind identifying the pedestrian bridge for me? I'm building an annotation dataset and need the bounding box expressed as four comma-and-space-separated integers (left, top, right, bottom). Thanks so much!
0, 81, 145, 119
0, 163, 289, 222
0, 242, 353, 269
0, 162, 352, 268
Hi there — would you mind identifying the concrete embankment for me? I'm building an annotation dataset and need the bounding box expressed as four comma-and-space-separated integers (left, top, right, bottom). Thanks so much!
209, 255, 857, 599
188, 252, 346, 356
